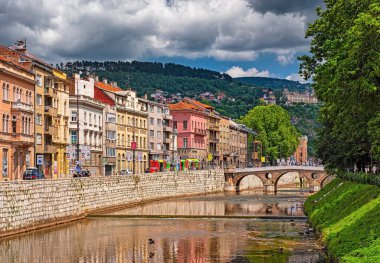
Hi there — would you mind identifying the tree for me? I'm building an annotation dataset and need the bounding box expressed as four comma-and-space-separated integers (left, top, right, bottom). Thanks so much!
299, 1, 380, 171
239, 105, 300, 163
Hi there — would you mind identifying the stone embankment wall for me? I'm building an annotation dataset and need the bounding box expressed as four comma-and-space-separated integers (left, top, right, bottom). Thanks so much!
0, 170, 225, 237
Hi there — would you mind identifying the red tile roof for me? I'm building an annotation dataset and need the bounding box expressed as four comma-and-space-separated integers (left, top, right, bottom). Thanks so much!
95, 81, 123, 93
169, 98, 214, 112
94, 86, 115, 106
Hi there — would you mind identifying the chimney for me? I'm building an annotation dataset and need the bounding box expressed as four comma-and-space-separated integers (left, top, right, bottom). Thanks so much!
13, 39, 27, 53
110, 81, 117, 87
103, 78, 108, 84
94, 75, 99, 82
144, 94, 148, 99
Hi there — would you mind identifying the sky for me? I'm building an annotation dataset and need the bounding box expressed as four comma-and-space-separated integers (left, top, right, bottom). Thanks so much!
0, 0, 324, 81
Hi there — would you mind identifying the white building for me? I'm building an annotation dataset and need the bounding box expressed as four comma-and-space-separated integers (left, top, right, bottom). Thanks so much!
69, 74, 105, 176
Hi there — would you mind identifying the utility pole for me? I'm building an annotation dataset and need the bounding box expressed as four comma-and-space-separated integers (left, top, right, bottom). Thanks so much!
76, 74, 80, 167
132, 119, 136, 174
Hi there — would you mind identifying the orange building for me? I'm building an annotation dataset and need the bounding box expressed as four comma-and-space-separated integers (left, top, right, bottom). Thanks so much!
293, 135, 308, 164
0, 55, 35, 180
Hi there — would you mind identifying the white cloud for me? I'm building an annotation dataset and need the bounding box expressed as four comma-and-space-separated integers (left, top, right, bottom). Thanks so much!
276, 52, 295, 65
0, 0, 311, 62
285, 73, 309, 83
225, 66, 270, 78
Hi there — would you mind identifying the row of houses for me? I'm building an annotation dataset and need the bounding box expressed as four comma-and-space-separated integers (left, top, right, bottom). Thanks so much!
0, 41, 254, 181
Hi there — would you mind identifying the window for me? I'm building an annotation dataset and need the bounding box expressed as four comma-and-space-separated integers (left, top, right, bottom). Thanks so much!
106, 148, 116, 157
157, 143, 162, 150
84, 111, 87, 125
2, 83, 9, 101
157, 131, 162, 139
183, 138, 188, 148
173, 121, 177, 129
150, 143, 154, 150
150, 130, 154, 137
36, 134, 42, 145
157, 107, 162, 114
70, 131, 77, 144
36, 114, 42, 125
71, 111, 77, 122
106, 130, 116, 140
183, 121, 187, 130
107, 113, 116, 123
99, 116, 101, 127
89, 113, 92, 125
2, 149, 8, 177
36, 94, 42, 106
36, 74, 42, 87
150, 105, 154, 113
150, 118, 154, 125
157, 119, 162, 126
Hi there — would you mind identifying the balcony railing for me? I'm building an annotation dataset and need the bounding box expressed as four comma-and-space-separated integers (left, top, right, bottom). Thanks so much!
44, 125, 57, 135
44, 106, 57, 116
163, 114, 173, 120
163, 125, 172, 132
163, 137, 171, 144
44, 144, 56, 153
11, 101, 33, 113
194, 128, 207, 136
44, 87, 57, 97
209, 124, 220, 131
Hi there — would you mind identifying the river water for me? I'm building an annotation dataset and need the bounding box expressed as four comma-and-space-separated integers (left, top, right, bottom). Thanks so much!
0, 189, 325, 263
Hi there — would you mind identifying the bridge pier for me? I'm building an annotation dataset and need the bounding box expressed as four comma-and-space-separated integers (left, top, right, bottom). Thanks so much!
264, 184, 275, 194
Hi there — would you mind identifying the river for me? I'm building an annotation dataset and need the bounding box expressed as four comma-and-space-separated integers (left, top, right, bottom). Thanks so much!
0, 188, 325, 263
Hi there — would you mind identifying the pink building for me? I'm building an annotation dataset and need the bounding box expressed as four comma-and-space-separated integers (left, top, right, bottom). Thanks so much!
169, 100, 208, 163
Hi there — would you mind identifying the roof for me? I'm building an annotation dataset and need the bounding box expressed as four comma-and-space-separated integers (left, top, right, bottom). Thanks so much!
95, 81, 123, 93
169, 101, 200, 111
0, 54, 33, 74
185, 98, 214, 110
94, 86, 115, 106
8, 44, 53, 69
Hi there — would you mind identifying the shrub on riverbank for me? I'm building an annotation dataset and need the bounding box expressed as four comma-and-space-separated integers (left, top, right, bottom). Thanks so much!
304, 178, 380, 262
337, 171, 380, 186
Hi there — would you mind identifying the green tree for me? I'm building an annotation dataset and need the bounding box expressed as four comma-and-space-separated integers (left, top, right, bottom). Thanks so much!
239, 105, 300, 163
299, 1, 380, 170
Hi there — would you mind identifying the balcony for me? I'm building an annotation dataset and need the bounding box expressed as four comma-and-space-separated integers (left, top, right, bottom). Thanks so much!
163, 125, 172, 132
11, 133, 34, 145
44, 87, 57, 97
44, 125, 57, 135
209, 138, 220, 143
44, 144, 57, 153
209, 124, 220, 131
44, 106, 57, 116
163, 137, 171, 144
163, 114, 172, 120
11, 101, 33, 113
105, 139, 117, 147
194, 128, 206, 136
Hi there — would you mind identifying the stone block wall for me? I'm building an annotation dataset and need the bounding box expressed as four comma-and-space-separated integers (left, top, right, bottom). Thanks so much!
0, 170, 225, 237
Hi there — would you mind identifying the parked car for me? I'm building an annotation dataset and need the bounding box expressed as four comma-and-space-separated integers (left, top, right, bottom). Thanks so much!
23, 167, 45, 180
73, 169, 91, 178
119, 169, 133, 175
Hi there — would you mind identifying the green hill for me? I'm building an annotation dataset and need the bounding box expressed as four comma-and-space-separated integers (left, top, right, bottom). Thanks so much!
63, 60, 319, 156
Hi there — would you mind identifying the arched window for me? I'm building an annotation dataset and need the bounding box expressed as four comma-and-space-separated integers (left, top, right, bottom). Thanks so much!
12, 115, 16, 133
21, 117, 24, 134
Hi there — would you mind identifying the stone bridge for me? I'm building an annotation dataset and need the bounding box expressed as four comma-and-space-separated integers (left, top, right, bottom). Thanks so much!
224, 166, 332, 193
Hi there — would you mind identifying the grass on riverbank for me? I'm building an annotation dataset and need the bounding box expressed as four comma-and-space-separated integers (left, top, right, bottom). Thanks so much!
304, 178, 380, 262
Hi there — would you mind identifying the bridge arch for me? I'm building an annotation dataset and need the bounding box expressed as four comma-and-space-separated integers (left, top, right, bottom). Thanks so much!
236, 174, 265, 192
320, 174, 335, 188
274, 171, 311, 192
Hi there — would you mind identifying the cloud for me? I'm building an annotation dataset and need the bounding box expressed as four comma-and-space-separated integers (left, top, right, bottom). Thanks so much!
285, 73, 310, 84
226, 66, 270, 78
0, 0, 320, 63
276, 52, 295, 66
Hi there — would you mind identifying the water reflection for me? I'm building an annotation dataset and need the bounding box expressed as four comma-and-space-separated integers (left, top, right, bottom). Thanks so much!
109, 189, 307, 217
0, 190, 324, 263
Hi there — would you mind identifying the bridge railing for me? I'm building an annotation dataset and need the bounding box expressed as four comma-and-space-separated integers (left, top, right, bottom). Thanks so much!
232, 165, 325, 173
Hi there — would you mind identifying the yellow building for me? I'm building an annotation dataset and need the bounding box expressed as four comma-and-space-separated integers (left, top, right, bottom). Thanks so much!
95, 80, 149, 174
53, 69, 70, 178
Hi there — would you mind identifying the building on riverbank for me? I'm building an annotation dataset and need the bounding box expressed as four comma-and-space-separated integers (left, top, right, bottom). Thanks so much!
0, 54, 35, 181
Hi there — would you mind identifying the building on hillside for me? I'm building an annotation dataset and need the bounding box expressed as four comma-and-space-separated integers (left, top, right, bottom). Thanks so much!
94, 85, 117, 176
52, 69, 70, 178
69, 74, 105, 176
0, 55, 35, 181
95, 79, 149, 174
292, 135, 308, 165
1, 41, 60, 179
169, 99, 208, 166
283, 89, 318, 104
139, 98, 177, 170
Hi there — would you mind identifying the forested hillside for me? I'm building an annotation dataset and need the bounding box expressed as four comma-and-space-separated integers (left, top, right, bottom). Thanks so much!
63, 60, 319, 156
